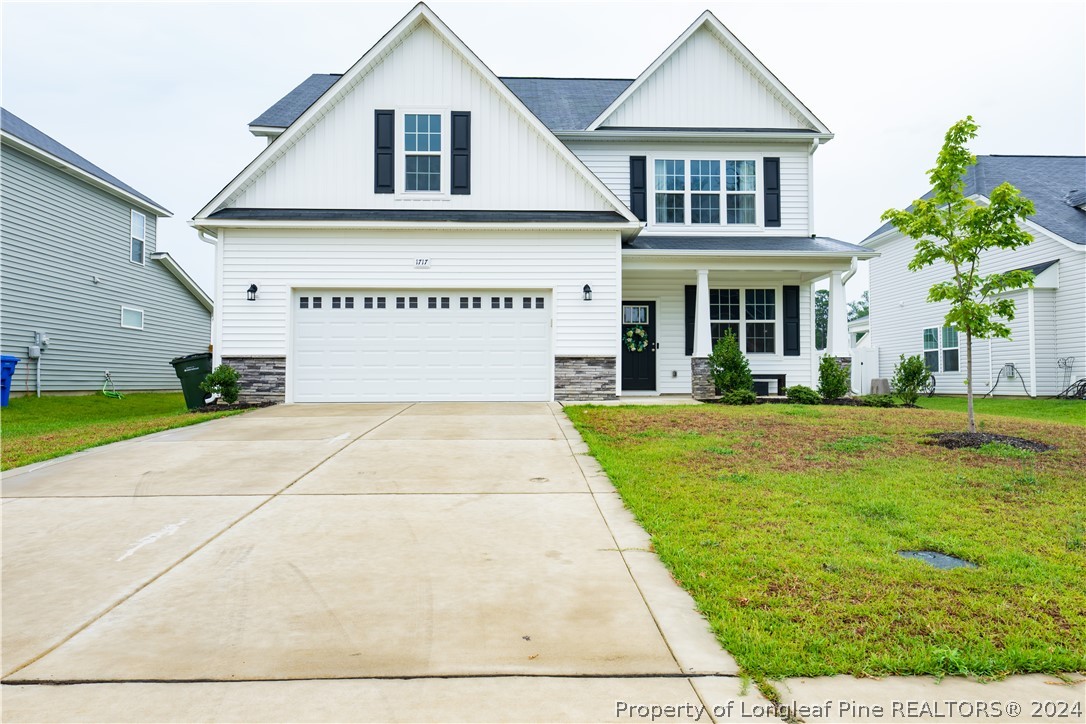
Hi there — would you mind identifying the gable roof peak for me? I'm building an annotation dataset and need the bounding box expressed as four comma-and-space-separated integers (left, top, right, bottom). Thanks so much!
585, 9, 831, 135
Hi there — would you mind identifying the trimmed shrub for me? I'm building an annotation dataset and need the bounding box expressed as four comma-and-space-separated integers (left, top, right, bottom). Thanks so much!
707, 330, 753, 394
719, 389, 757, 406
786, 385, 822, 405
200, 364, 240, 404
891, 353, 929, 406
817, 354, 850, 400
857, 394, 899, 408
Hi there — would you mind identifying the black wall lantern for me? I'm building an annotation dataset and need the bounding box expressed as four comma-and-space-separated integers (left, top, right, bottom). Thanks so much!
246, 283, 258, 301
582, 284, 592, 301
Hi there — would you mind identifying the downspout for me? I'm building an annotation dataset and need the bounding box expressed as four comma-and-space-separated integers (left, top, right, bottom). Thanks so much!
841, 256, 859, 285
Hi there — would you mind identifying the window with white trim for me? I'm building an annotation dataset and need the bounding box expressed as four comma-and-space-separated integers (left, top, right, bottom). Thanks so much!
653, 158, 756, 226
709, 288, 777, 354
130, 210, 146, 264
725, 161, 757, 224
923, 327, 940, 371
120, 306, 144, 330
404, 113, 442, 192
942, 326, 959, 372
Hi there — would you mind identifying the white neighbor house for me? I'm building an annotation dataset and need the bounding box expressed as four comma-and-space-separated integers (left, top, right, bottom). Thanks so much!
193, 4, 874, 403
861, 155, 1086, 398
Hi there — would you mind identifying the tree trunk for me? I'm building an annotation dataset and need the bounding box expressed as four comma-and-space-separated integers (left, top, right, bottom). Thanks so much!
966, 332, 976, 433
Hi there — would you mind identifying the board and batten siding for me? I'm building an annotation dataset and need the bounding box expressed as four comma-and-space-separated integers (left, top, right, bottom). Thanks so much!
868, 226, 1084, 396
226, 21, 614, 213
0, 145, 211, 393
566, 141, 811, 234
622, 271, 815, 393
218, 228, 620, 360
598, 26, 809, 130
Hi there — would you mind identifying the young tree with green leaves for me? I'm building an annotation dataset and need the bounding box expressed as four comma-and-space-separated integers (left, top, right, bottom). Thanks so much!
847, 291, 869, 321
880, 116, 1036, 433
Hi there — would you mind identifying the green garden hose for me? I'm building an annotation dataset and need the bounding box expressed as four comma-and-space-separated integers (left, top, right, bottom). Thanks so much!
101, 371, 124, 399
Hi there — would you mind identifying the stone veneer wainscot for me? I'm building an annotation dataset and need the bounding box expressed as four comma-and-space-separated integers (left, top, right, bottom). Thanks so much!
222, 356, 286, 403
554, 356, 616, 401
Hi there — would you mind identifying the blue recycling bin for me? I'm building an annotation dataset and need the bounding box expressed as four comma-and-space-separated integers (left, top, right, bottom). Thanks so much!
1, 355, 19, 407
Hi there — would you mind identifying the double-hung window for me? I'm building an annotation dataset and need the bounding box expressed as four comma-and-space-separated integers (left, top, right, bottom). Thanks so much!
923, 327, 940, 371
654, 160, 685, 223
130, 210, 146, 264
653, 158, 756, 226
708, 288, 776, 354
745, 289, 776, 353
941, 326, 959, 372
725, 161, 757, 224
709, 289, 740, 345
404, 113, 441, 192
690, 160, 720, 224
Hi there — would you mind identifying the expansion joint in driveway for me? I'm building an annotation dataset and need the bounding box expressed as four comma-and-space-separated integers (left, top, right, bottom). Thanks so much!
1, 403, 418, 680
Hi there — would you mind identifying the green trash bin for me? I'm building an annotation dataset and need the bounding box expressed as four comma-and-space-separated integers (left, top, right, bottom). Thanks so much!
170, 353, 213, 410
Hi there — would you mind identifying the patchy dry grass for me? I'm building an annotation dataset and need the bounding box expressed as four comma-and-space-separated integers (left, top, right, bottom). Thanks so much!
1, 393, 246, 470
565, 403, 1086, 678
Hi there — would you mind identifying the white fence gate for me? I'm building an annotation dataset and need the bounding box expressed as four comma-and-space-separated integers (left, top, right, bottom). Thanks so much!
851, 347, 880, 395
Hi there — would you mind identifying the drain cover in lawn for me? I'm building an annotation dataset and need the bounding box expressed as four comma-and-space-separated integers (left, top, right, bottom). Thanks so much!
898, 550, 977, 570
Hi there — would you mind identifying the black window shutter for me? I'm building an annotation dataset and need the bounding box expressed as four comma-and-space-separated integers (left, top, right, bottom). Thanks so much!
374, 110, 395, 194
451, 111, 471, 195
763, 157, 781, 227
684, 285, 696, 355
783, 285, 800, 356
629, 156, 647, 221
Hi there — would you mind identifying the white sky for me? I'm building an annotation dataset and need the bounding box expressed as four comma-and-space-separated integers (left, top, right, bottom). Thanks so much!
3, 1, 1083, 302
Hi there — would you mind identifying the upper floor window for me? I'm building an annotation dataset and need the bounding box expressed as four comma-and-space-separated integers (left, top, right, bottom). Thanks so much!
404, 113, 441, 192
726, 161, 757, 224
130, 210, 146, 264
653, 158, 756, 226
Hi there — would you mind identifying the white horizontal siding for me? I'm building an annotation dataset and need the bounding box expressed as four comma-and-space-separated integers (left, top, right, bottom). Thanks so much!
567, 140, 811, 234
622, 271, 815, 393
868, 226, 1084, 397
601, 26, 809, 130
228, 22, 613, 213
219, 229, 620, 359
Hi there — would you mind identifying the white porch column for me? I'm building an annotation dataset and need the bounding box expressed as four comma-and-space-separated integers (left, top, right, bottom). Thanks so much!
828, 270, 849, 358
693, 269, 712, 357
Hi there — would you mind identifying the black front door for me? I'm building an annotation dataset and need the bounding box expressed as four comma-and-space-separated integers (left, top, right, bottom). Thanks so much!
621, 301, 656, 391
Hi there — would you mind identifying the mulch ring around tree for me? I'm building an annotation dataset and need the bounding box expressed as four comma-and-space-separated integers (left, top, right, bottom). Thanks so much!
188, 400, 278, 414
925, 431, 1056, 452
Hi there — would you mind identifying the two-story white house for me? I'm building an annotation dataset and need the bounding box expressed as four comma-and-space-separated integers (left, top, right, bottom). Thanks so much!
193, 3, 874, 403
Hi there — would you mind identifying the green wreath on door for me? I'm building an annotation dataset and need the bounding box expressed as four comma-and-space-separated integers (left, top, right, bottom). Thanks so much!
624, 326, 649, 353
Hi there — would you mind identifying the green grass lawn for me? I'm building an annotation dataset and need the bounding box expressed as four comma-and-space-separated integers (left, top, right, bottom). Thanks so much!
566, 402, 1086, 679
917, 395, 1085, 426
1, 392, 247, 470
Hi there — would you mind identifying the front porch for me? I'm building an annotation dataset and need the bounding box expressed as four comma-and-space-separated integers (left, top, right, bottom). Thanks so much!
618, 240, 863, 399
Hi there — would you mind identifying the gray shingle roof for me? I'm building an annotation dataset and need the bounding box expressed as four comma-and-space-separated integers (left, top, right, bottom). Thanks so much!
499, 78, 632, 131
249, 74, 341, 128
1066, 189, 1086, 208
208, 208, 629, 223
1013, 259, 1058, 276
864, 156, 1086, 246
1, 107, 168, 213
248, 75, 632, 132
624, 235, 874, 255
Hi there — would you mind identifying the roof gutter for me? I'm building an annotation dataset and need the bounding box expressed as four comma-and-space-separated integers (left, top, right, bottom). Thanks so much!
622, 248, 878, 259
192, 216, 642, 236
841, 256, 859, 284
556, 130, 834, 143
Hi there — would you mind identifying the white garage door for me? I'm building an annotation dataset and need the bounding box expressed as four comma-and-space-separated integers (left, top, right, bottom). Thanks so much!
292, 290, 552, 402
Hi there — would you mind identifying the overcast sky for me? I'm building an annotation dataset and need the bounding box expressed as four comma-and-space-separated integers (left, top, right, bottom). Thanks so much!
3, 1, 1083, 301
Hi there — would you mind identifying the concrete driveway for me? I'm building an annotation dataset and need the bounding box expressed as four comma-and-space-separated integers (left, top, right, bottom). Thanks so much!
1, 402, 766, 722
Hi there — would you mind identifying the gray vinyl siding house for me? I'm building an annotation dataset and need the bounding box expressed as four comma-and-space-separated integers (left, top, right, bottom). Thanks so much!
1, 108, 212, 394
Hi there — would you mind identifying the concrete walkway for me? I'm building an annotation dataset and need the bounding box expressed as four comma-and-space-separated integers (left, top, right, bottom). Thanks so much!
1, 402, 767, 722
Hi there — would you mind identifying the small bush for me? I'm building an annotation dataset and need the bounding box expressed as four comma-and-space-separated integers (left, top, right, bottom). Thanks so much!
200, 364, 240, 404
786, 385, 822, 405
817, 355, 850, 400
891, 353, 929, 405
719, 389, 757, 406
857, 394, 899, 408
707, 331, 753, 394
